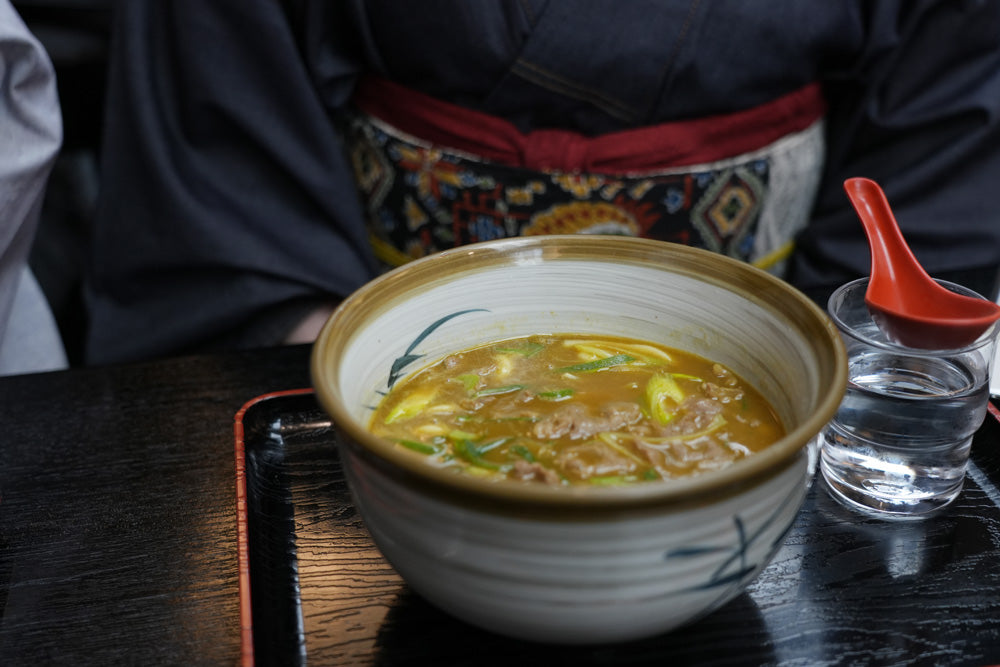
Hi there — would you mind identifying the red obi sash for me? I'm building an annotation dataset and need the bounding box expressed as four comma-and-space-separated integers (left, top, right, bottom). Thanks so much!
353, 76, 825, 174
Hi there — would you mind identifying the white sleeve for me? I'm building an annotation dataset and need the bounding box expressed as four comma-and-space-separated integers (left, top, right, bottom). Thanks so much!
0, 0, 63, 371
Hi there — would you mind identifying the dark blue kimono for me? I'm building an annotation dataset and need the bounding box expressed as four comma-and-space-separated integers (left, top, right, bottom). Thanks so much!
86, 0, 1000, 363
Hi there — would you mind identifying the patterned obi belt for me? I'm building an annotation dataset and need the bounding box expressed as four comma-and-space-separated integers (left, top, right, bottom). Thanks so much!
344, 76, 827, 274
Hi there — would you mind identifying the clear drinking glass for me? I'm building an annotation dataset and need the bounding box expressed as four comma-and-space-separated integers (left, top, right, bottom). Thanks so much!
819, 278, 998, 518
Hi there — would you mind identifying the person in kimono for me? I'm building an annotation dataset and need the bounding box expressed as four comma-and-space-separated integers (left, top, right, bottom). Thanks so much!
85, 0, 1000, 364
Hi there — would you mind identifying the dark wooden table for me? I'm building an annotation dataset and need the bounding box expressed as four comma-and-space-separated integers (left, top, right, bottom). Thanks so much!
3, 343, 1000, 666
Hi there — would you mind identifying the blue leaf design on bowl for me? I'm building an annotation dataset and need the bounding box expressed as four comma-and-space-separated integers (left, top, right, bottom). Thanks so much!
666, 482, 800, 594
386, 309, 489, 389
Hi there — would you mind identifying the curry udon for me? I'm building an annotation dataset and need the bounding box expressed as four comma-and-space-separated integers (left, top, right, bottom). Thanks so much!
369, 333, 784, 486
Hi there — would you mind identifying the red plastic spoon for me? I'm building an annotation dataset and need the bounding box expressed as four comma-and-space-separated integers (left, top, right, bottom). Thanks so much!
844, 177, 1000, 349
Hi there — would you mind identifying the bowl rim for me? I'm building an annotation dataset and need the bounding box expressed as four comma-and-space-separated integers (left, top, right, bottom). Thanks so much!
311, 235, 847, 512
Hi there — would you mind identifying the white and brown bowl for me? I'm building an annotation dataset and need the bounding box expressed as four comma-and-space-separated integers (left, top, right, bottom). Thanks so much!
311, 235, 847, 644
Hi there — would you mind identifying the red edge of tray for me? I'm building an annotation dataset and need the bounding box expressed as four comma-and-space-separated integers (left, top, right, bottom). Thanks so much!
233, 387, 317, 667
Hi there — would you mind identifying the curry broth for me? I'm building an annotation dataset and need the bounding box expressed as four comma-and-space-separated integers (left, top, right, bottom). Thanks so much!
369, 334, 784, 486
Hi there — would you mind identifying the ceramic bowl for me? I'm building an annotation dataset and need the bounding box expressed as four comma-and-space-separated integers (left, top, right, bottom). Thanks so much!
311, 235, 847, 644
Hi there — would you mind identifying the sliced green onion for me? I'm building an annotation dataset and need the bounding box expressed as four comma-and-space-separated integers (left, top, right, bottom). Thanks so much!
453, 438, 505, 470
474, 384, 525, 397
557, 354, 635, 373
396, 439, 440, 456
456, 414, 538, 424
384, 388, 436, 424
448, 429, 480, 442
451, 373, 481, 394
476, 437, 512, 454
511, 444, 536, 462
565, 340, 672, 364
464, 465, 501, 477
646, 373, 685, 424
537, 388, 574, 401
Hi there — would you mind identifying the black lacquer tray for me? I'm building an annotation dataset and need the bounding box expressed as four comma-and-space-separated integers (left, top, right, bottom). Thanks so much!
235, 391, 1000, 666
